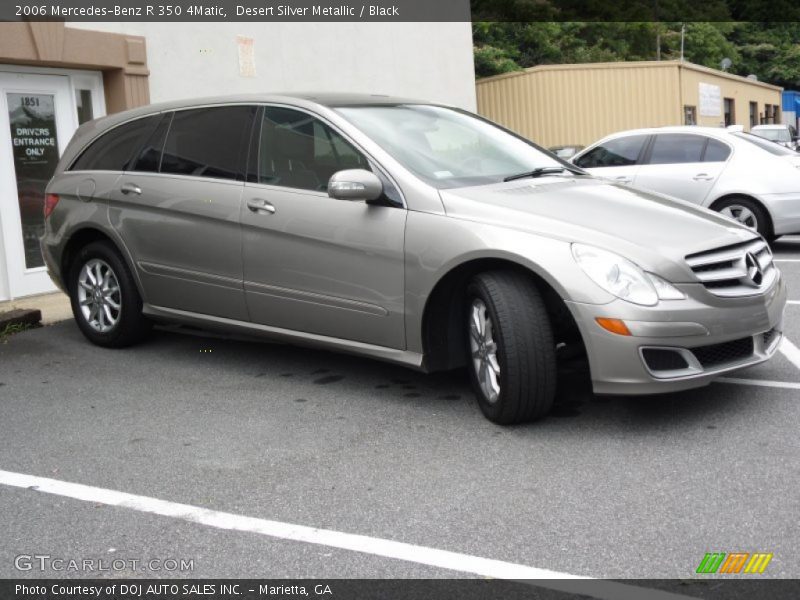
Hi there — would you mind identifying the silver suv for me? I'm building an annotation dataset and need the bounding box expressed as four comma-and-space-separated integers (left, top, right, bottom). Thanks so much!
42, 94, 786, 424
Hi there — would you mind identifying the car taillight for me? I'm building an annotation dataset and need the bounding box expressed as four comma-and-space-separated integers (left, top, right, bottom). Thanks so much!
44, 193, 60, 218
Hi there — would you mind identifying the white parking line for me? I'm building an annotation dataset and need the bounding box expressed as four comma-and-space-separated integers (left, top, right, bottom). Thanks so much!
0, 469, 694, 600
779, 337, 800, 372
718, 377, 800, 390
774, 259, 800, 262
788, 300, 800, 305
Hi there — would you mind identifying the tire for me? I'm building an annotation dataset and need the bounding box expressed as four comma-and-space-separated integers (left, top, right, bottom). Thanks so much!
713, 197, 772, 239
465, 270, 556, 425
68, 241, 150, 347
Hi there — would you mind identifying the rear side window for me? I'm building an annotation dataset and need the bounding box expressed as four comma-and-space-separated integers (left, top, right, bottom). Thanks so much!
70, 115, 160, 171
160, 106, 255, 181
575, 135, 648, 168
703, 139, 731, 162
648, 134, 706, 164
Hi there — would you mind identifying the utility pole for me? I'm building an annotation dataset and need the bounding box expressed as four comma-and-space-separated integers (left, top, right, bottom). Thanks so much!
654, 0, 660, 60
680, 24, 686, 62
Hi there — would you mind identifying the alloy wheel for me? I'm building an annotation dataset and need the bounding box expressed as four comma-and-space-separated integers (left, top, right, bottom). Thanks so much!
77, 258, 122, 333
720, 205, 758, 230
469, 298, 501, 403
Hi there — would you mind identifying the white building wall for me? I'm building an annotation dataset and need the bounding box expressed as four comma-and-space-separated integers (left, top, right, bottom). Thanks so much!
68, 22, 477, 111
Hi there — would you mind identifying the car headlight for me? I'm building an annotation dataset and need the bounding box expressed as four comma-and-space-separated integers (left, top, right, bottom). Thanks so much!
571, 244, 685, 305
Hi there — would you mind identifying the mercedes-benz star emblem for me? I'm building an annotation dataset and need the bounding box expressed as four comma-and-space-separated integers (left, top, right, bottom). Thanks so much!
744, 252, 763, 287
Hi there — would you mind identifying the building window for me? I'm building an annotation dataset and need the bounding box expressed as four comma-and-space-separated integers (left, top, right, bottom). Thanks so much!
75, 89, 93, 124
762, 104, 781, 125
684, 105, 697, 126
749, 102, 757, 128
723, 98, 735, 127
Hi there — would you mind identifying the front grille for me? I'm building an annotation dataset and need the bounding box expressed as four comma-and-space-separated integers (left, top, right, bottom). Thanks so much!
685, 238, 776, 297
691, 337, 754, 368
642, 349, 690, 372
763, 328, 779, 350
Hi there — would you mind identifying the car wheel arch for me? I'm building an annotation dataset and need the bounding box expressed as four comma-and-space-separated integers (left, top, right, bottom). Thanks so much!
61, 228, 146, 301
708, 194, 774, 238
420, 257, 584, 372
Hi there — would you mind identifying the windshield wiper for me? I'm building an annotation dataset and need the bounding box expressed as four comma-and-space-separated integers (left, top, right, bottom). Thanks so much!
503, 166, 582, 182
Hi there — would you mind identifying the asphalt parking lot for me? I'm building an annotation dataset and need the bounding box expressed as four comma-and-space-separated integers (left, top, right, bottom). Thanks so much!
1, 238, 799, 589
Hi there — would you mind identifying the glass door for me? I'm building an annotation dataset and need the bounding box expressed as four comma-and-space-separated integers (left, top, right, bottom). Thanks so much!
0, 72, 76, 300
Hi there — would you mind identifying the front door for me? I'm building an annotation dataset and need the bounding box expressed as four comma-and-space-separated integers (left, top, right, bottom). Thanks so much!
0, 72, 75, 299
241, 106, 407, 349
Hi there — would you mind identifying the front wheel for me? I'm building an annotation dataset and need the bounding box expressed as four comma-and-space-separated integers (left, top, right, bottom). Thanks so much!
466, 271, 556, 425
68, 241, 150, 347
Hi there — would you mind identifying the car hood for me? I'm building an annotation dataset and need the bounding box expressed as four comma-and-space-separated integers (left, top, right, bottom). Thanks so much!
440, 175, 759, 282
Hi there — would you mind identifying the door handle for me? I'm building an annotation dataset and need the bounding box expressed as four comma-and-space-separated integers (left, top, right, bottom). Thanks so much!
693, 173, 714, 181
615, 176, 632, 184
247, 198, 276, 214
120, 183, 142, 196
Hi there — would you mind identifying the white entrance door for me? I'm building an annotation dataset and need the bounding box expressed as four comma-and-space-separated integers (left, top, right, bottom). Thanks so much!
0, 72, 76, 300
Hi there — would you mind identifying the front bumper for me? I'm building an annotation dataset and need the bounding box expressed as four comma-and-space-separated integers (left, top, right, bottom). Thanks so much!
567, 273, 787, 395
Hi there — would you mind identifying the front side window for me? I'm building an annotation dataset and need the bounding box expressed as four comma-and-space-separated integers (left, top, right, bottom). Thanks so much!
258, 106, 369, 191
335, 104, 570, 189
70, 115, 160, 171
160, 106, 254, 181
574, 135, 648, 169
647, 134, 706, 165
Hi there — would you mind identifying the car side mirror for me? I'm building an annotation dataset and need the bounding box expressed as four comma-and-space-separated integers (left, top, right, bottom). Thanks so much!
328, 169, 383, 202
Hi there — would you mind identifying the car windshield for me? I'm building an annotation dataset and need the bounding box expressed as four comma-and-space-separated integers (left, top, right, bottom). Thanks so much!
753, 128, 791, 143
732, 132, 797, 156
335, 104, 576, 189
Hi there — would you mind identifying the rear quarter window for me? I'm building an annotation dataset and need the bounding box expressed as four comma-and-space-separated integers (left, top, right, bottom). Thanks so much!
703, 139, 731, 162
70, 115, 160, 171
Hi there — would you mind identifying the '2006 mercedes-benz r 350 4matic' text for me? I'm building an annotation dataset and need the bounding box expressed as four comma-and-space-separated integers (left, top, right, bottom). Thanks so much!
42, 94, 786, 424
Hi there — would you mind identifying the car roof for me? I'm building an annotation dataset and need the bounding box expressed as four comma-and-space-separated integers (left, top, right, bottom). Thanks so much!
599, 126, 736, 139
83, 92, 438, 138
114, 92, 433, 119
751, 124, 787, 129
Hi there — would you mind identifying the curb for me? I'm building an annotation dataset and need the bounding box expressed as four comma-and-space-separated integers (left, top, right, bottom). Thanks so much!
0, 308, 42, 331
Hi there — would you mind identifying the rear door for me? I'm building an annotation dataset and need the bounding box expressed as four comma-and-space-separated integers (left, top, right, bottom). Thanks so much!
573, 134, 649, 185
107, 105, 255, 320
632, 133, 730, 206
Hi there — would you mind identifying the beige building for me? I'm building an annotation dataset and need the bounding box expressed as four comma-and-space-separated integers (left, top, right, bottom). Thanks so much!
476, 60, 783, 148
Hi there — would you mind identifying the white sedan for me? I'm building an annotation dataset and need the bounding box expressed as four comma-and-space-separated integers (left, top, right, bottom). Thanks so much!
571, 126, 800, 240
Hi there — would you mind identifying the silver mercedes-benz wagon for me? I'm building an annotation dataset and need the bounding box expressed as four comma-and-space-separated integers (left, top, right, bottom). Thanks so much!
42, 94, 787, 424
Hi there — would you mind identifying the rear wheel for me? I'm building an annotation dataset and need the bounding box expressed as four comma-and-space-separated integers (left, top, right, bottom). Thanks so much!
68, 241, 150, 347
714, 197, 771, 239
466, 271, 556, 425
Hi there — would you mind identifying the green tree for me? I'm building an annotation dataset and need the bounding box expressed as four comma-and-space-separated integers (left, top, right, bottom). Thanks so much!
473, 21, 800, 90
